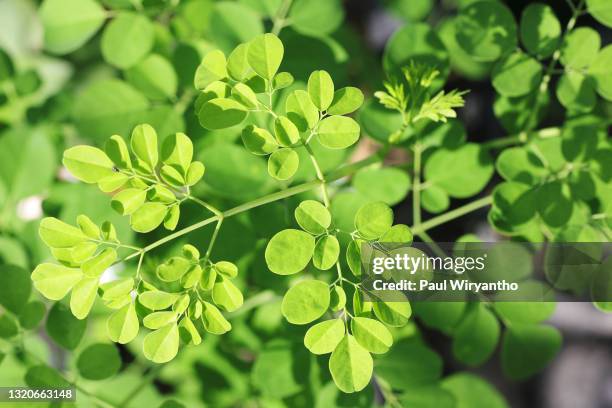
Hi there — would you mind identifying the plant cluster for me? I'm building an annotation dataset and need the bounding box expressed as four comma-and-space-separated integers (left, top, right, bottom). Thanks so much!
0, 0, 610, 407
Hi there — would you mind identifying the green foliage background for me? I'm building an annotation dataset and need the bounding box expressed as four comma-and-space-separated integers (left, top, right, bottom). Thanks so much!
0, 0, 611, 407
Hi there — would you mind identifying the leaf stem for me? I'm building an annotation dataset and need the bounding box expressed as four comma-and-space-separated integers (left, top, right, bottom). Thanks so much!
412, 143, 422, 226
271, 0, 293, 35
411, 195, 492, 234
117, 365, 162, 408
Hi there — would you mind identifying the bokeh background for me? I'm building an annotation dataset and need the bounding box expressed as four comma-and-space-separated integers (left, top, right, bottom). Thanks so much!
0, 0, 611, 407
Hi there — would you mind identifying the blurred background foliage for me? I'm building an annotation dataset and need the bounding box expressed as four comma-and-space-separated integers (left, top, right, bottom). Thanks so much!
0, 0, 611, 407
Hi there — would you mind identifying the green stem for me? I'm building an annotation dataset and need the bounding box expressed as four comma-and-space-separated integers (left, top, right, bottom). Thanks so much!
126, 180, 322, 260
412, 143, 422, 226
523, 1, 583, 131
416, 231, 447, 258
304, 142, 330, 207
271, 0, 293, 35
204, 218, 223, 261
411, 195, 492, 234
482, 127, 560, 150
117, 365, 162, 408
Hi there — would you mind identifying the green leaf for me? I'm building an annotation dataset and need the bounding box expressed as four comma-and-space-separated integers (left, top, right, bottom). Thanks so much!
130, 202, 168, 233
46, 302, 86, 350
587, 0, 612, 28
329, 334, 373, 393
455, 1, 517, 62
556, 71, 596, 112
383, 23, 449, 86
143, 323, 179, 363
268, 148, 299, 180
376, 338, 442, 390
373, 297, 412, 327
380, 224, 413, 244
313, 235, 340, 270
353, 167, 410, 206
265, 229, 316, 275
165, 207, 187, 237
247, 33, 284, 80
285, 90, 319, 132
130, 123, 159, 172
126, 54, 178, 100
201, 301, 231, 334
355, 201, 393, 240
308, 70, 334, 111
161, 165, 185, 187
82, 248, 117, 277
161, 132, 193, 174
492, 51, 542, 97
519, 3, 561, 59
101, 12, 154, 69
560, 27, 600, 69
32, 263, 82, 300
304, 318, 345, 355
0, 314, 18, 338
25, 365, 70, 388
107, 302, 139, 343
227, 43, 250, 81
214, 261, 238, 278
198, 98, 248, 130
63, 145, 115, 183
194, 50, 228, 90
156, 256, 192, 282
139, 291, 180, 310
77, 343, 121, 380
317, 116, 360, 149
111, 188, 147, 215
588, 45, 612, 101
295, 200, 332, 234
77, 215, 101, 239
70, 276, 99, 319
290, 0, 344, 37
186, 162, 205, 186
421, 185, 450, 214
274, 116, 301, 147
212, 277, 243, 312
452, 304, 500, 366
501, 324, 562, 380
351, 317, 393, 354
536, 181, 573, 228
329, 285, 346, 312
413, 302, 466, 334
208, 2, 263, 53
231, 83, 258, 108
98, 173, 129, 193
39, 217, 87, 248
242, 125, 278, 155
281, 279, 330, 324
0, 128, 57, 202
441, 373, 508, 408
144, 311, 177, 329
18, 301, 46, 330
73, 79, 150, 143
327, 87, 364, 115
424, 143, 494, 198
0, 265, 30, 314
273, 71, 294, 90
346, 240, 362, 277
40, 0, 106, 54
496, 147, 547, 185
251, 339, 305, 398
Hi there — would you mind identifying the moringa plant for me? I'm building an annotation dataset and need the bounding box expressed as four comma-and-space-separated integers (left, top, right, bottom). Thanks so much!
0, 0, 610, 406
